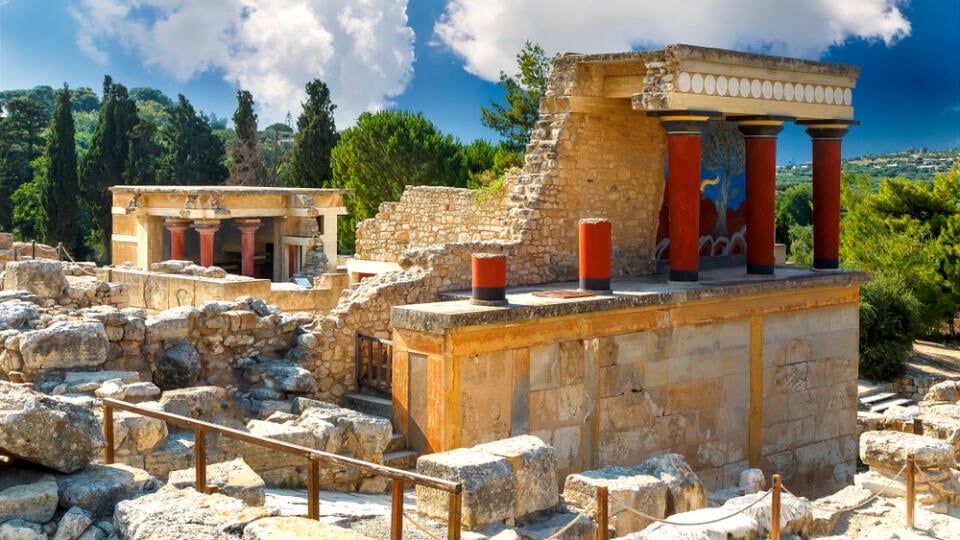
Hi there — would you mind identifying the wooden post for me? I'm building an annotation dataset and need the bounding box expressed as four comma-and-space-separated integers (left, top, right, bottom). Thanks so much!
103, 404, 115, 464
447, 491, 462, 540
390, 479, 404, 540
597, 485, 609, 540
195, 428, 207, 494
771, 474, 781, 540
907, 453, 915, 529
308, 456, 320, 519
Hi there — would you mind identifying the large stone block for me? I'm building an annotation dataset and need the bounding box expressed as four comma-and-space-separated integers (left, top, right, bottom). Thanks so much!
416, 448, 517, 530
0, 470, 58, 523
859, 431, 956, 472
473, 435, 558, 518
0, 301, 39, 332
562, 466, 667, 536
55, 463, 160, 518
168, 458, 265, 506
158, 386, 225, 420
2, 260, 67, 297
19, 321, 108, 373
635, 453, 707, 515
219, 420, 319, 487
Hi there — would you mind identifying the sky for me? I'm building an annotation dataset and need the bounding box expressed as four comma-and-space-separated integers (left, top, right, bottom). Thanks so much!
0, 0, 957, 164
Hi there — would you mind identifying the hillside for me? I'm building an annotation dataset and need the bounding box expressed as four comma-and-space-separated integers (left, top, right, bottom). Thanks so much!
776, 147, 960, 189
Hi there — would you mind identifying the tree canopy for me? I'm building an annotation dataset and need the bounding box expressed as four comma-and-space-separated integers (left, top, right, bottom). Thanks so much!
158, 94, 227, 185
228, 90, 266, 186
40, 84, 79, 253
288, 80, 338, 187
480, 41, 550, 154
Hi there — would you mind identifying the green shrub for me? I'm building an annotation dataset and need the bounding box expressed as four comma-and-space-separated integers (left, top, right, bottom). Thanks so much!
858, 274, 922, 380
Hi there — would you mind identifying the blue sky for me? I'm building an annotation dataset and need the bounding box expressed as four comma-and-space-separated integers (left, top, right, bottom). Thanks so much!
0, 0, 957, 164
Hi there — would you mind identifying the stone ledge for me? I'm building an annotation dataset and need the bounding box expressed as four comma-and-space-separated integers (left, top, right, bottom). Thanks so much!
391, 268, 869, 334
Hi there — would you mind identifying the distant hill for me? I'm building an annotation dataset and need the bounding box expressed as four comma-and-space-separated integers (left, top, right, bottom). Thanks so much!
776, 147, 960, 190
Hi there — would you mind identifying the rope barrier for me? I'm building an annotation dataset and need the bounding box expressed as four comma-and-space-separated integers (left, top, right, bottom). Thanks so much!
619, 489, 772, 527
402, 511, 442, 540
545, 507, 591, 539
782, 460, 909, 514
58, 245, 98, 277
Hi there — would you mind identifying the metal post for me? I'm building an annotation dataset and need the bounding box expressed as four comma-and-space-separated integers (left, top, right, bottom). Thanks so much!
308, 456, 320, 520
390, 479, 404, 540
195, 428, 207, 494
447, 491, 462, 540
907, 454, 915, 529
103, 404, 115, 464
597, 485, 609, 540
771, 474, 781, 540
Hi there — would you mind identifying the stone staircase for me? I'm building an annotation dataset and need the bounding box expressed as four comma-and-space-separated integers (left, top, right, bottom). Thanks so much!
342, 391, 418, 471
857, 379, 913, 413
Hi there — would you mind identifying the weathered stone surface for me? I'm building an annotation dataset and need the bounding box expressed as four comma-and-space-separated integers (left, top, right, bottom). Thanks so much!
0, 519, 46, 540
242, 517, 373, 539
295, 403, 391, 462
262, 363, 316, 394
63, 370, 139, 392
924, 380, 960, 403
294, 410, 340, 453
417, 448, 517, 530
0, 381, 105, 473
514, 511, 597, 540
562, 466, 667, 536
918, 409, 960, 453
154, 339, 200, 389
219, 420, 319, 487
144, 306, 198, 342
622, 508, 758, 539
0, 469, 58, 523
112, 409, 168, 454
738, 468, 765, 495
0, 301, 39, 331
473, 435, 558, 518
114, 486, 274, 540
168, 458, 265, 506
53, 506, 95, 540
19, 321, 108, 373
142, 432, 196, 481
55, 463, 160, 518
635, 453, 706, 515
725, 491, 813, 535
809, 485, 873, 534
158, 386, 225, 419
859, 431, 956, 471
3, 260, 67, 297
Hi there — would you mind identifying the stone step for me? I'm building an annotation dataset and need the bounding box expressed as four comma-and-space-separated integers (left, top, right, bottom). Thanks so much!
341, 392, 400, 432
382, 450, 418, 471
857, 379, 891, 398
385, 433, 407, 454
870, 397, 914, 413
859, 391, 898, 405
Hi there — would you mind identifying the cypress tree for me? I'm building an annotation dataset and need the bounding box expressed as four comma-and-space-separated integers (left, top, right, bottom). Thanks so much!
41, 84, 79, 253
288, 80, 337, 187
228, 90, 266, 186
158, 95, 227, 186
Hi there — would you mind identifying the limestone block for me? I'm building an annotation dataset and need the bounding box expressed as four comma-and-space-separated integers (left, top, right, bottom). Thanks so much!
64, 370, 139, 392
242, 517, 373, 539
562, 466, 667, 536
114, 485, 272, 540
635, 453, 706, 515
621, 507, 757, 539
0, 470, 58, 523
158, 386, 225, 420
294, 409, 340, 453
55, 463, 160, 518
53, 506, 95, 540
473, 435, 559, 518
262, 362, 317, 394
0, 519, 46, 540
295, 403, 391, 462
218, 420, 320, 484
19, 321, 108, 373
738, 468, 766, 494
0, 381, 106, 473
113, 409, 168, 454
143, 432, 196, 481
0, 301, 39, 331
416, 448, 518, 529
725, 491, 813, 535
859, 431, 956, 471
154, 339, 201, 390
924, 380, 960, 403
168, 458, 266, 506
3, 260, 67, 297
144, 306, 199, 343
122, 382, 162, 402
918, 409, 960, 453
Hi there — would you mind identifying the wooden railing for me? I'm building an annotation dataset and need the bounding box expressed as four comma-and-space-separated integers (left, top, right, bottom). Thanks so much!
356, 333, 393, 393
102, 398, 463, 539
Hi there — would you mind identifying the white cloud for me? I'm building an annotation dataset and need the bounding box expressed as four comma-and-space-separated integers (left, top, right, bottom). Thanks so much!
434, 0, 911, 81
70, 0, 415, 127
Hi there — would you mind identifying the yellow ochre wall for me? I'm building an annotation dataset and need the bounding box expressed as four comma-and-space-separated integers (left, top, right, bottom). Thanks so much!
393, 283, 860, 496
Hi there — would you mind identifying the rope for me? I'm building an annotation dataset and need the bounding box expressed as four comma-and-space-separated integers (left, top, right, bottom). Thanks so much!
782, 460, 909, 514
58, 244, 98, 277
545, 507, 591, 539
619, 488, 771, 527
402, 511, 442, 540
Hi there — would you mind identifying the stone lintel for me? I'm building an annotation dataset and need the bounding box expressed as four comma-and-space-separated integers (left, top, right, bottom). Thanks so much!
390, 269, 869, 335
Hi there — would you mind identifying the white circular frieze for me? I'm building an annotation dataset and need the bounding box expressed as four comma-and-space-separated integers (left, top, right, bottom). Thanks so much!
692, 73, 704, 94
704, 74, 716, 95
678, 72, 691, 92
762, 80, 773, 99
750, 79, 762, 98
793, 83, 802, 102
773, 81, 783, 100
843, 88, 852, 105
716, 76, 728, 96
834, 87, 843, 105
740, 78, 751, 98
805, 84, 815, 103
729, 77, 740, 97
824, 86, 834, 104
784, 82, 794, 101
815, 85, 825, 103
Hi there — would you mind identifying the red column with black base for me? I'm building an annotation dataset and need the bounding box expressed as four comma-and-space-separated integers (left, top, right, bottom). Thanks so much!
579, 218, 611, 292
192, 220, 220, 268
471, 253, 507, 306
738, 120, 784, 275
799, 121, 855, 270
164, 219, 190, 261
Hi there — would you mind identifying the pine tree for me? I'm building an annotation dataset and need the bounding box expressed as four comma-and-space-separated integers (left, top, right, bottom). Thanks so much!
41, 84, 79, 253
228, 90, 266, 186
288, 80, 337, 187
79, 76, 139, 259
480, 41, 550, 154
158, 95, 228, 186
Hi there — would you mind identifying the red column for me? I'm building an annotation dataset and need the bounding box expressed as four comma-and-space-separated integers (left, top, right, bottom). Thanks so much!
164, 219, 190, 261
192, 220, 220, 268
579, 218, 612, 291
234, 219, 261, 277
738, 120, 784, 275
471, 253, 507, 305
799, 122, 854, 270
659, 114, 713, 282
